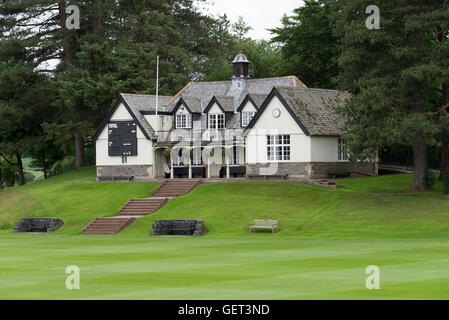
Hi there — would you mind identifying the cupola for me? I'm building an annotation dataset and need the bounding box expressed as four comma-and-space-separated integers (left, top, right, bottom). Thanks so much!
232, 51, 250, 79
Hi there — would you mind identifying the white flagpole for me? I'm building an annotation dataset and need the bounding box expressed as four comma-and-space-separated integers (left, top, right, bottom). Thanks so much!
155, 56, 159, 138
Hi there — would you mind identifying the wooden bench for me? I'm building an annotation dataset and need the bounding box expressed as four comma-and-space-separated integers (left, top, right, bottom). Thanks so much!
249, 219, 279, 234
98, 176, 134, 182
247, 174, 288, 180
327, 172, 350, 179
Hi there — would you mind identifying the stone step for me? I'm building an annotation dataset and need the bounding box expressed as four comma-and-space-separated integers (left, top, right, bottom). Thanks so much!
81, 217, 135, 234
152, 180, 201, 197
117, 198, 168, 217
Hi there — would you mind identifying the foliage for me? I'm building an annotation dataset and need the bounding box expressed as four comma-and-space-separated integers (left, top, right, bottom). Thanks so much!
333, 0, 449, 190
270, 0, 339, 88
0, 163, 17, 187
0, 26, 56, 184
443, 171, 449, 194
48, 156, 77, 178
380, 143, 441, 169
1, 1, 258, 172
424, 168, 437, 190
202, 15, 283, 81
23, 172, 35, 184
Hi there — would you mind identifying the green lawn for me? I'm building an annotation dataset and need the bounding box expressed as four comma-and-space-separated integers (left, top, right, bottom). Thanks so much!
0, 167, 160, 234
1, 236, 448, 299
1, 168, 449, 299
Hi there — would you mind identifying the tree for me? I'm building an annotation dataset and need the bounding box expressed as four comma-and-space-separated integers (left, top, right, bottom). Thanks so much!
0, 0, 87, 168
436, 14, 449, 179
334, 0, 448, 191
0, 159, 3, 190
0, 38, 54, 185
440, 81, 449, 179
271, 0, 340, 88
201, 15, 283, 81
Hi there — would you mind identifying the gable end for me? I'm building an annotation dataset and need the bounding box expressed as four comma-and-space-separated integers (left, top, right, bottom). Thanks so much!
93, 96, 152, 141
243, 87, 311, 136
237, 95, 259, 113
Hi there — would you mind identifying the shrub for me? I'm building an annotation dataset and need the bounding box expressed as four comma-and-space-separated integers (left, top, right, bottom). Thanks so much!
2, 164, 18, 187
24, 172, 35, 184
48, 156, 76, 177
424, 168, 436, 190
443, 171, 449, 195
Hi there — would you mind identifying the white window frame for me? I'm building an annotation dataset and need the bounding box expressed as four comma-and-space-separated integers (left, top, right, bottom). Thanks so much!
175, 114, 192, 129
338, 139, 348, 161
241, 111, 255, 127
267, 135, 291, 162
208, 114, 224, 129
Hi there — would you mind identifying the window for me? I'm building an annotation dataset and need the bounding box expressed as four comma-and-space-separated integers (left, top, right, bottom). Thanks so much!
209, 114, 224, 129
175, 114, 192, 129
121, 156, 127, 164
338, 139, 348, 161
192, 148, 202, 166
241, 111, 255, 127
267, 135, 291, 162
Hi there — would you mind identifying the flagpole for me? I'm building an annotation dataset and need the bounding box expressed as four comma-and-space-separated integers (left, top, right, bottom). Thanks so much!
155, 56, 159, 138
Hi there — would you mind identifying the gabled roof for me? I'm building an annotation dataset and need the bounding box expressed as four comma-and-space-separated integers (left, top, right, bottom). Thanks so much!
121, 93, 172, 113
204, 95, 235, 113
173, 96, 202, 114
245, 87, 348, 136
164, 76, 307, 112
93, 93, 172, 141
237, 93, 267, 112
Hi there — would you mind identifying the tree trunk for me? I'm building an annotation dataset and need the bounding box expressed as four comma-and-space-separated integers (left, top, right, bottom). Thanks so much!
93, 1, 103, 32
74, 132, 85, 169
16, 153, 25, 186
42, 153, 47, 179
412, 134, 427, 191
439, 81, 448, 180
440, 135, 448, 180
59, 1, 73, 72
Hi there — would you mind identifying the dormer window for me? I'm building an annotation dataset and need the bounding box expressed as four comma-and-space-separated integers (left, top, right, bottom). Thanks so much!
175, 114, 192, 129
241, 111, 255, 127
209, 114, 224, 129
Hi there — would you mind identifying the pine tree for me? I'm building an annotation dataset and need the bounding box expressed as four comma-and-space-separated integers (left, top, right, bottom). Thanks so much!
0, 38, 54, 185
271, 0, 340, 88
334, 0, 449, 191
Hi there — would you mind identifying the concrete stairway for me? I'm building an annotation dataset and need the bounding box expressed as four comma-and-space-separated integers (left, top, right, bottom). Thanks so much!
81, 217, 136, 234
117, 198, 168, 216
152, 180, 201, 198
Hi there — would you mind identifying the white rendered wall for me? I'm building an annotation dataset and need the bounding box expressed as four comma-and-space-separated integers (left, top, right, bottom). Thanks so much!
208, 103, 224, 114
144, 114, 173, 141
310, 136, 343, 162
110, 103, 132, 121
241, 101, 257, 113
245, 96, 311, 164
96, 103, 153, 166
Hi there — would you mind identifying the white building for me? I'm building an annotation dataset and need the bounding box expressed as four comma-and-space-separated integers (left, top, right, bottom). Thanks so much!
94, 52, 377, 181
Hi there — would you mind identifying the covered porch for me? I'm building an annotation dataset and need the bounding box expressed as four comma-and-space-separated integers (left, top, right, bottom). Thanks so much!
153, 142, 246, 179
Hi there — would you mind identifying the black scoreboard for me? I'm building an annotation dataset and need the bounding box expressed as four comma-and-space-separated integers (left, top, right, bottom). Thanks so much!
108, 121, 138, 156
